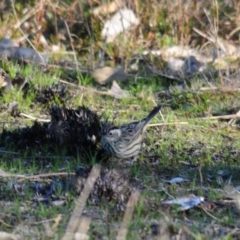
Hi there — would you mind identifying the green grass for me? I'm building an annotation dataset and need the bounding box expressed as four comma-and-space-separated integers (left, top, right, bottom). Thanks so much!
1, 1, 240, 238
1, 64, 240, 239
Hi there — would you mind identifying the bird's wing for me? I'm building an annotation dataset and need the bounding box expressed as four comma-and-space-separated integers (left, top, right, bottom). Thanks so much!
120, 121, 145, 141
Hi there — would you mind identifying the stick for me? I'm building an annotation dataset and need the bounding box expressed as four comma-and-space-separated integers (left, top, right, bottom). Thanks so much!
59, 79, 111, 96
74, 217, 91, 240
200, 87, 240, 92
17, 172, 75, 182
148, 122, 188, 127
201, 114, 240, 120
0, 150, 19, 155
149, 113, 240, 126
19, 113, 51, 122
61, 165, 101, 240
116, 190, 140, 240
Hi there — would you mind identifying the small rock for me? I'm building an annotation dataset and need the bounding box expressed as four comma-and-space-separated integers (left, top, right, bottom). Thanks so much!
101, 9, 139, 42
92, 66, 127, 85
0, 38, 18, 59
14, 47, 48, 65
0, 38, 19, 48
108, 80, 129, 99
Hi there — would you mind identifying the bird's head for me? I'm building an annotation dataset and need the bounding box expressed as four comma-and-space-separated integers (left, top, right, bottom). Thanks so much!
101, 123, 121, 142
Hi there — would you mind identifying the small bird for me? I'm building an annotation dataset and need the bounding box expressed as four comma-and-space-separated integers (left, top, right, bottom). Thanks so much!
101, 105, 162, 160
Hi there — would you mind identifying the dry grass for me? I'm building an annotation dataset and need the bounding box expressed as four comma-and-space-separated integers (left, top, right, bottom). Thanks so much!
0, 0, 240, 239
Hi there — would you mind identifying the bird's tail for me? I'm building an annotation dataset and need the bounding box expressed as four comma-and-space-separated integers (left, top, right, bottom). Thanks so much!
131, 105, 162, 136
144, 105, 162, 124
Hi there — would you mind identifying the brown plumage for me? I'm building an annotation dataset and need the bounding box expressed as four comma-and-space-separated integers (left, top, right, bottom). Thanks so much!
101, 105, 162, 159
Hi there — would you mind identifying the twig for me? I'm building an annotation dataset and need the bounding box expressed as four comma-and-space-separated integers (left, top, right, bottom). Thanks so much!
74, 216, 91, 240
0, 172, 25, 178
0, 219, 12, 228
116, 190, 140, 240
18, 109, 240, 125
13, 4, 40, 30
0, 101, 18, 116
84, 13, 95, 69
200, 87, 240, 92
11, 2, 46, 65
61, 165, 101, 240
142, 56, 183, 82
17, 172, 75, 182
148, 122, 188, 127
200, 205, 222, 222
198, 165, 203, 187
59, 79, 112, 96
201, 114, 240, 120
19, 113, 51, 122
228, 26, 240, 39
160, 185, 175, 199
183, 226, 199, 239
228, 109, 240, 125
0, 150, 19, 155
150, 114, 240, 124
32, 215, 62, 225
64, 20, 78, 70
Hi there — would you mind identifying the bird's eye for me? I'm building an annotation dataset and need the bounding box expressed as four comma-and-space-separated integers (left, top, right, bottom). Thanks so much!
109, 132, 113, 136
